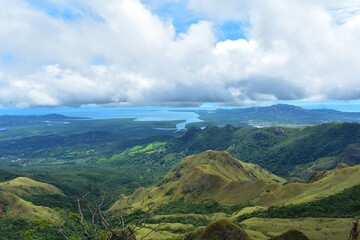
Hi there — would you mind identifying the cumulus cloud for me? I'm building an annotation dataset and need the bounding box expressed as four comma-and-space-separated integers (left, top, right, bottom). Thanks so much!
0, 0, 360, 107
187, 0, 249, 22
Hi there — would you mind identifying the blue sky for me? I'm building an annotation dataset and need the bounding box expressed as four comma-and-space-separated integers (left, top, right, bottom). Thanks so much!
26, 0, 102, 21
141, 0, 248, 40
26, 0, 84, 21
25, 0, 248, 40
0, 0, 360, 109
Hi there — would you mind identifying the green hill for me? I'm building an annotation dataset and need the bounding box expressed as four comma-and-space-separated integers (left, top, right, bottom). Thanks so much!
289, 143, 360, 177
169, 122, 360, 177
109, 151, 285, 212
110, 151, 360, 215
237, 184, 360, 221
0, 177, 63, 221
108, 151, 360, 240
255, 164, 360, 206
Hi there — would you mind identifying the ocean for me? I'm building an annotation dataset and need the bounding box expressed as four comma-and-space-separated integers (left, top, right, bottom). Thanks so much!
0, 106, 203, 131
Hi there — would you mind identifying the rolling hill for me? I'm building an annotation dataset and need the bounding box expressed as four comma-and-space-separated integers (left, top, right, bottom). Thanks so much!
289, 143, 360, 177
168, 122, 360, 177
0, 177, 63, 221
110, 151, 360, 213
254, 164, 360, 206
110, 151, 285, 212
107, 150, 360, 239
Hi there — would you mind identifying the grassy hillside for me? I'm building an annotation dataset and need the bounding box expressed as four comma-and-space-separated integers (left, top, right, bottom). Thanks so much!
1, 116, 359, 239
109, 151, 285, 213
0, 154, 357, 239
254, 164, 360, 206
238, 184, 360, 222
110, 151, 360, 221
99, 141, 167, 162
0, 177, 63, 221
240, 218, 351, 240
0, 177, 63, 196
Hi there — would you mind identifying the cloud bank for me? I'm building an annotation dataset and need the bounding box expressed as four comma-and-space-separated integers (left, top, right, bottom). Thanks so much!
0, 0, 360, 107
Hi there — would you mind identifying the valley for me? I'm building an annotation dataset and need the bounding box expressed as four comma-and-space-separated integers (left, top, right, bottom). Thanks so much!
3, 0, 360, 239
0, 104, 360, 239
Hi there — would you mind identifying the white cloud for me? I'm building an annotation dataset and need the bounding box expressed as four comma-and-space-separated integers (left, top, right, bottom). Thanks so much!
0, 0, 360, 107
187, 0, 249, 22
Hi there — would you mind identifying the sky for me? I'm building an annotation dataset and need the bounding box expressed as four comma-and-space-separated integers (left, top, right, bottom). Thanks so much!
1, 0, 360, 108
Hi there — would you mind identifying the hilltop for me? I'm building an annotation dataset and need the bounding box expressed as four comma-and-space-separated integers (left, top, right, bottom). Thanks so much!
0, 177, 63, 221
0, 122, 359, 239
110, 151, 285, 212
111, 150, 360, 213
107, 151, 360, 239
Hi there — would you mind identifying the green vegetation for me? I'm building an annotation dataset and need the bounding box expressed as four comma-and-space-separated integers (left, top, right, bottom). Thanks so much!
238, 184, 360, 222
22, 194, 77, 212
155, 200, 252, 215
102, 141, 167, 162
241, 217, 350, 240
1, 112, 360, 239
149, 214, 210, 226
0, 217, 62, 240
9, 167, 149, 198
110, 151, 285, 212
0, 118, 185, 202
0, 118, 178, 167
290, 143, 360, 177
259, 123, 360, 176
169, 122, 360, 177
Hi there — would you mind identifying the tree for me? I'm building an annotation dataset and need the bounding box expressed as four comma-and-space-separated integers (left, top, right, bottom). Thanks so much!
48, 193, 162, 240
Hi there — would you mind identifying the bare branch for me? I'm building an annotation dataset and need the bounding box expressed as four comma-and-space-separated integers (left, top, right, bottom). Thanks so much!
140, 222, 166, 240
349, 216, 360, 240
131, 203, 155, 233
120, 211, 125, 229
76, 198, 93, 240
56, 226, 69, 240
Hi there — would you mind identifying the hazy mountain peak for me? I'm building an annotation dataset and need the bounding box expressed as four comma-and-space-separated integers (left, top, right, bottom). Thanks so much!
268, 104, 304, 111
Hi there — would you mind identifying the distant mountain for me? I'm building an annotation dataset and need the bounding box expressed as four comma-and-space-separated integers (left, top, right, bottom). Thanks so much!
196, 104, 360, 127
0, 114, 86, 126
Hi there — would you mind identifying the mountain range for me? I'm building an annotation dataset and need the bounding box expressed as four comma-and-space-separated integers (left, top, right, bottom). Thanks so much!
196, 104, 360, 127
1, 150, 358, 239
111, 150, 360, 211
1, 105, 360, 239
